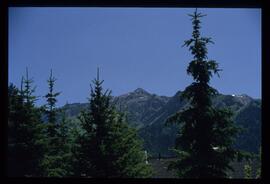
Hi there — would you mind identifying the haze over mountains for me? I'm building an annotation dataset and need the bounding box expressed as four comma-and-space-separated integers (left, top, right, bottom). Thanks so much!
60, 88, 261, 157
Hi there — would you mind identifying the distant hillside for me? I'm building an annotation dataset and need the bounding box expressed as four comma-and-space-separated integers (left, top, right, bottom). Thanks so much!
59, 88, 261, 156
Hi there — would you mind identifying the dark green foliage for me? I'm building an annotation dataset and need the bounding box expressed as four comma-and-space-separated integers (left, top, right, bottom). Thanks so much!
166, 9, 245, 178
40, 70, 73, 177
8, 83, 24, 176
39, 110, 74, 177
73, 69, 152, 177
8, 68, 45, 176
43, 69, 61, 136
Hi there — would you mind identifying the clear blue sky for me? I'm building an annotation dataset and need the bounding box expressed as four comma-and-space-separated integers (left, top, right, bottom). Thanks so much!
9, 8, 261, 107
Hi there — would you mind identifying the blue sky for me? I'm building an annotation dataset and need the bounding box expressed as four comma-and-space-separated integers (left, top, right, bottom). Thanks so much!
9, 8, 261, 107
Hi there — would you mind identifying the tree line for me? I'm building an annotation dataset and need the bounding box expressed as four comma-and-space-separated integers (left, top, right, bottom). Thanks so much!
8, 68, 152, 177
8, 9, 260, 178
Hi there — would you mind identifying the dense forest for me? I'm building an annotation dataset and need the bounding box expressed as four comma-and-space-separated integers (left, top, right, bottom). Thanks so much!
7, 9, 261, 178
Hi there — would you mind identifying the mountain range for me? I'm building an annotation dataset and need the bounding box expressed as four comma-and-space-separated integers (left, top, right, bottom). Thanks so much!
60, 88, 261, 157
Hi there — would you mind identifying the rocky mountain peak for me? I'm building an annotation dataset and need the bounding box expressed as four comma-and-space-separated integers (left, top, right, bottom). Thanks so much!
133, 88, 150, 95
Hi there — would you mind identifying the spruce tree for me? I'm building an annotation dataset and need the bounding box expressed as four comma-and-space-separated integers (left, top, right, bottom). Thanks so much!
41, 69, 72, 177
43, 69, 61, 136
8, 83, 24, 176
73, 68, 152, 178
166, 9, 245, 178
8, 68, 45, 176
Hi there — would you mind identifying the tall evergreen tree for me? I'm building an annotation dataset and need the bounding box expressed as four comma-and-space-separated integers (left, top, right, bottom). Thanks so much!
8, 83, 24, 176
40, 69, 72, 177
8, 68, 45, 176
166, 9, 246, 178
43, 69, 61, 136
73, 68, 152, 178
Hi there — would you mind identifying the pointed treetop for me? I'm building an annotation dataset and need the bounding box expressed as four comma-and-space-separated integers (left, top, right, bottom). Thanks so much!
26, 67, 28, 80
48, 69, 57, 82
20, 76, 24, 92
50, 69, 53, 78
188, 8, 206, 19
97, 67, 100, 81
24, 67, 34, 83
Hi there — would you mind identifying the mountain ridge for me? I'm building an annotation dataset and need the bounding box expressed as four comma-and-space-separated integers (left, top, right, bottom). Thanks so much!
59, 88, 261, 156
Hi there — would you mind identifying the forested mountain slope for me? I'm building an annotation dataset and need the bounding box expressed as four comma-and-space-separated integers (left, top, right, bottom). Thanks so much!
60, 88, 261, 156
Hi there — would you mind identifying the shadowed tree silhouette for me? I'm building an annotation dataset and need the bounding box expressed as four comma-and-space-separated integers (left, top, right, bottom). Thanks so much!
166, 9, 248, 178
73, 68, 152, 178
